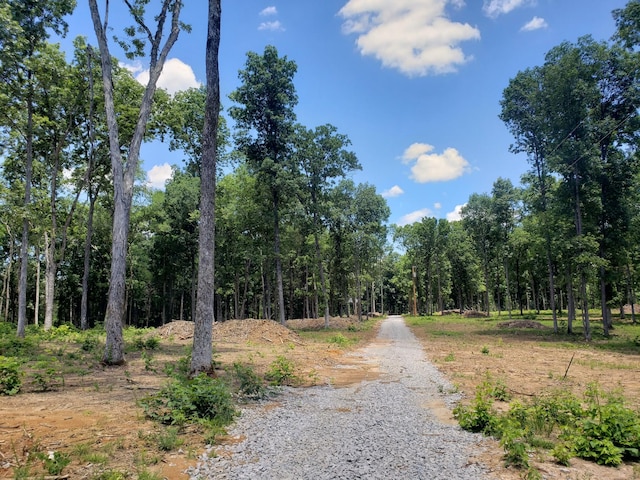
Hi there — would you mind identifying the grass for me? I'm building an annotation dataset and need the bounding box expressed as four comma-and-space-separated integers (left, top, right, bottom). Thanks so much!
293, 318, 378, 346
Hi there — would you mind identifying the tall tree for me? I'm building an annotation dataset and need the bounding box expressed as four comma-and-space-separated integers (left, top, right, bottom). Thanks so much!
88, 0, 184, 364
462, 193, 495, 313
0, 0, 76, 337
229, 45, 298, 325
190, 0, 221, 375
500, 66, 559, 330
295, 124, 360, 327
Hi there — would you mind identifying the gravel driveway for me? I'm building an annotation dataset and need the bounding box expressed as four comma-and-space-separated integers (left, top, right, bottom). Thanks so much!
189, 315, 492, 479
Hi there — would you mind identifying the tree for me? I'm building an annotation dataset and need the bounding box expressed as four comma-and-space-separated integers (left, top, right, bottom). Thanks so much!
190, 0, 221, 376
295, 124, 360, 327
350, 183, 390, 321
88, 0, 184, 364
462, 193, 495, 313
0, 0, 76, 337
500, 66, 559, 330
229, 45, 298, 325
491, 178, 519, 317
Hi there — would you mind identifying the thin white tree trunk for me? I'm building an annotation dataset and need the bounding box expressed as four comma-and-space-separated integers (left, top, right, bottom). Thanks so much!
44, 232, 56, 331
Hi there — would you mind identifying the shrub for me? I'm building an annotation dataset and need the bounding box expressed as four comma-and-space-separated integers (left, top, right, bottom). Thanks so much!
566, 383, 640, 466
140, 373, 237, 428
0, 355, 22, 395
453, 383, 498, 434
132, 336, 160, 351
327, 333, 352, 347
265, 356, 298, 386
232, 362, 267, 399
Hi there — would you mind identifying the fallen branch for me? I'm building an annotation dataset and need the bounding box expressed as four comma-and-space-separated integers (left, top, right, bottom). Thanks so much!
563, 353, 575, 380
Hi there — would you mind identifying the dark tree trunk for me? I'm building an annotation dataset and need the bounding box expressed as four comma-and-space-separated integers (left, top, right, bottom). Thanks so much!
191, 0, 221, 375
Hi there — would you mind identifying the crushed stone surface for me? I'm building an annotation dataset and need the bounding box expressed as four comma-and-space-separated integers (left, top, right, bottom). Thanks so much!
188, 315, 493, 480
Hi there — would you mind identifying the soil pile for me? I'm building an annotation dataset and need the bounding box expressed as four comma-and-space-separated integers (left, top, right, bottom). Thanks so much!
497, 320, 548, 329
155, 319, 304, 344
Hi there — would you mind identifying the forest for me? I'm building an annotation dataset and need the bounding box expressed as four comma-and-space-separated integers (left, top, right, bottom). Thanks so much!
1, 0, 640, 349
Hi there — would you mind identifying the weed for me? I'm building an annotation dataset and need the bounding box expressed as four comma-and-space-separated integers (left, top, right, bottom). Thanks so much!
444, 353, 455, 362
231, 362, 267, 399
81, 336, 100, 352
154, 426, 183, 451
481, 345, 490, 355
31, 367, 62, 392
327, 333, 352, 347
132, 336, 160, 351
140, 373, 237, 427
92, 470, 128, 480
141, 351, 156, 372
265, 356, 298, 386
0, 355, 22, 395
37, 451, 71, 475
137, 469, 163, 480
455, 379, 640, 470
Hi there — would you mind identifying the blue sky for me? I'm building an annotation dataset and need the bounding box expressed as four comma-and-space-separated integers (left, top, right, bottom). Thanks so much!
62, 0, 628, 226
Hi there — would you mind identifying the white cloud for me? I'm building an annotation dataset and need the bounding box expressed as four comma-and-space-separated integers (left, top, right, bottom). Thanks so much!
258, 20, 284, 31
434, 202, 442, 209
260, 6, 277, 16
401, 142, 471, 183
520, 16, 547, 32
398, 208, 433, 226
338, 0, 481, 77
382, 185, 404, 198
482, 0, 534, 19
446, 204, 466, 221
147, 163, 173, 189
133, 58, 200, 95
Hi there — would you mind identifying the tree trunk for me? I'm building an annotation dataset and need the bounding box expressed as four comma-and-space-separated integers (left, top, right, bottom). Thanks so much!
1, 228, 14, 321
627, 263, 637, 324
273, 193, 286, 325
44, 232, 56, 330
80, 190, 96, 330
313, 228, 330, 328
89, 0, 182, 365
545, 236, 558, 333
567, 269, 575, 334
34, 243, 40, 326
600, 267, 609, 337
190, 0, 221, 375
17, 81, 34, 338
504, 257, 512, 320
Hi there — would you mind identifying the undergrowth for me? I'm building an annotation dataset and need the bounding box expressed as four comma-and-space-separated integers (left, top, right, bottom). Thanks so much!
454, 376, 640, 473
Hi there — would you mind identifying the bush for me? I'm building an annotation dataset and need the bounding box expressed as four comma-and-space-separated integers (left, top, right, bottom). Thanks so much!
0, 355, 22, 395
232, 362, 267, 399
140, 373, 237, 428
132, 336, 160, 351
265, 356, 298, 386
455, 379, 640, 471
453, 382, 498, 434
566, 383, 640, 466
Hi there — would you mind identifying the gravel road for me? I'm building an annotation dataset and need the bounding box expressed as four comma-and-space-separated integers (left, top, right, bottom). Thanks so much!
189, 315, 492, 479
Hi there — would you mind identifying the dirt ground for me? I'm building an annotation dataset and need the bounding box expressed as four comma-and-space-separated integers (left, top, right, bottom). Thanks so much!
1, 316, 639, 479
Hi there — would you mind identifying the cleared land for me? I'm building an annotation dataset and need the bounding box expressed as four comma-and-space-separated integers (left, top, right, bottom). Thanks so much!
1, 312, 639, 479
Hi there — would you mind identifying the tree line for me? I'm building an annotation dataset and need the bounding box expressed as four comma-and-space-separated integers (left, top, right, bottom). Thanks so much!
0, 1, 390, 363
1, 0, 639, 368
396, 2, 640, 341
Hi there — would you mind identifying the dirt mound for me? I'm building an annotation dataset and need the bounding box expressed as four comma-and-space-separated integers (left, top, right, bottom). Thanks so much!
154, 320, 195, 339
286, 317, 362, 331
463, 310, 489, 318
497, 320, 548, 329
155, 319, 304, 344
